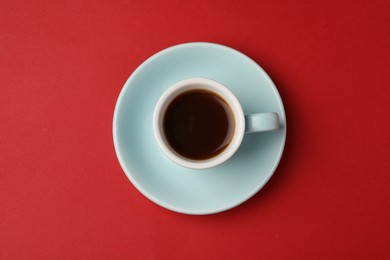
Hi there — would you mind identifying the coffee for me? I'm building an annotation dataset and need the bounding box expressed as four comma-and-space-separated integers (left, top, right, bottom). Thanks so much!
163, 89, 235, 160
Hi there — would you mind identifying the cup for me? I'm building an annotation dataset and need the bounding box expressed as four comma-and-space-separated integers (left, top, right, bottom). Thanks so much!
153, 78, 280, 169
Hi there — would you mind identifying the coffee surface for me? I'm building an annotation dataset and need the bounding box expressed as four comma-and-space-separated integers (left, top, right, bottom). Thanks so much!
163, 89, 235, 160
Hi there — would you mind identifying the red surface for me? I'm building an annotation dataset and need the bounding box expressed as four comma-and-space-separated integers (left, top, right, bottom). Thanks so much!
1, 0, 389, 259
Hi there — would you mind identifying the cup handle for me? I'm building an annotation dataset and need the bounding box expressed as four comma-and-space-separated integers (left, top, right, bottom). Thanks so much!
245, 112, 280, 134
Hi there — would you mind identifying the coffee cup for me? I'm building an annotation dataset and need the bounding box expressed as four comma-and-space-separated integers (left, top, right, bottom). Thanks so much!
153, 78, 280, 169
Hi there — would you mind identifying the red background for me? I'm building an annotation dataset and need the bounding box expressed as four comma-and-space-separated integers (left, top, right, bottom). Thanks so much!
1, 0, 389, 259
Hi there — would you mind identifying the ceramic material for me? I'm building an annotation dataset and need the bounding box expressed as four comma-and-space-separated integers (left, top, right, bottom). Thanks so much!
113, 42, 286, 215
153, 77, 280, 169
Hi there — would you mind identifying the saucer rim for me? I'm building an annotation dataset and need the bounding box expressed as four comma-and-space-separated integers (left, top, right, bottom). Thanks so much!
113, 42, 286, 215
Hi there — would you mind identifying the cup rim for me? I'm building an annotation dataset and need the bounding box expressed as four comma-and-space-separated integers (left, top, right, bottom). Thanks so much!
153, 78, 245, 169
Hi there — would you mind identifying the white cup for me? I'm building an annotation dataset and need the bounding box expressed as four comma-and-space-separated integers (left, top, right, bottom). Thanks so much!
153, 78, 280, 169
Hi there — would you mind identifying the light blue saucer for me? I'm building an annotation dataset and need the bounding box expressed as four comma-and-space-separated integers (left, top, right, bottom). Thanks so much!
113, 42, 286, 215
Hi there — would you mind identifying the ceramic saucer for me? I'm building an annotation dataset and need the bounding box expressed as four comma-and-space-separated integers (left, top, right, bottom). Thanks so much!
113, 42, 286, 215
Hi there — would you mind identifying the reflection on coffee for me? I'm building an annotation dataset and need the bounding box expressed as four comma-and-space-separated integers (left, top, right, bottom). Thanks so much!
163, 89, 235, 160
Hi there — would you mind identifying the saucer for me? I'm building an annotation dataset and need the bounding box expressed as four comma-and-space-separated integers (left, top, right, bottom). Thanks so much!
113, 42, 286, 215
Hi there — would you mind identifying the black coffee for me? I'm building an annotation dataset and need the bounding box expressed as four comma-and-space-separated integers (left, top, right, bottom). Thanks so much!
163, 89, 235, 160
